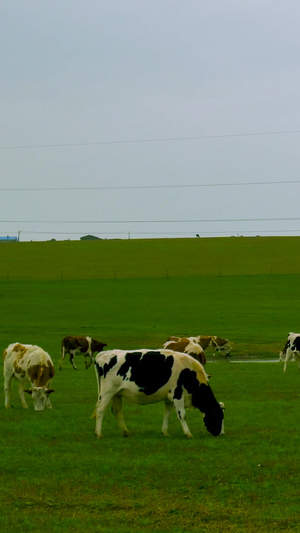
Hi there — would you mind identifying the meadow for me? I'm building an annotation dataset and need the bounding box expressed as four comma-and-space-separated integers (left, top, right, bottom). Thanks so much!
0, 237, 300, 532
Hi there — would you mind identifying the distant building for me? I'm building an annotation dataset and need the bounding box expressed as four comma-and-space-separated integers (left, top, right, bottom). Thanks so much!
80, 235, 101, 241
0, 235, 19, 242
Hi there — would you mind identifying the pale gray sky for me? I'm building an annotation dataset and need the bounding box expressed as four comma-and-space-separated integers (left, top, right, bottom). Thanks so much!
1, 0, 300, 241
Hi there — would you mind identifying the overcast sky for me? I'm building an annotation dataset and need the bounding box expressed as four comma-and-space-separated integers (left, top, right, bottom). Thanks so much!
1, 0, 300, 241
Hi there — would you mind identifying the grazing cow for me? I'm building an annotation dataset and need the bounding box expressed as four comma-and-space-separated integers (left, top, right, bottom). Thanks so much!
211, 336, 232, 355
167, 335, 232, 356
279, 332, 300, 372
60, 336, 107, 370
3, 343, 55, 410
162, 338, 206, 366
94, 349, 224, 439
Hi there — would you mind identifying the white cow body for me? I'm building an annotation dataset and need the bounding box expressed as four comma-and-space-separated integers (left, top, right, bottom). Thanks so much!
94, 349, 224, 439
280, 332, 300, 372
4, 343, 55, 410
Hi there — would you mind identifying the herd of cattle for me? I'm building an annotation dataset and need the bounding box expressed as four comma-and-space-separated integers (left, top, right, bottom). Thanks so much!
3, 332, 300, 438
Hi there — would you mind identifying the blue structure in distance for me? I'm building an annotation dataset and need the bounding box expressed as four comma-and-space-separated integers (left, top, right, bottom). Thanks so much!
0, 235, 19, 242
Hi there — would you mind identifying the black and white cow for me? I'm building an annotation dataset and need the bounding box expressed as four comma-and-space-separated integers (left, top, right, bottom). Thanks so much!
60, 336, 107, 370
94, 349, 224, 438
279, 332, 300, 372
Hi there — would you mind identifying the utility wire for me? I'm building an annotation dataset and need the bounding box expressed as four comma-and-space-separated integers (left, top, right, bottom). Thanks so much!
0, 129, 299, 150
1, 180, 300, 192
1, 217, 300, 224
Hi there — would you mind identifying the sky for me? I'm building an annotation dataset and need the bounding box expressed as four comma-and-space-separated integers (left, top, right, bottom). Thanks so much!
1, 0, 300, 241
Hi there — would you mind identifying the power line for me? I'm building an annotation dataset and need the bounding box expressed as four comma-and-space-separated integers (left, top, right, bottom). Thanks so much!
1, 179, 300, 192
2, 217, 300, 224
0, 129, 299, 150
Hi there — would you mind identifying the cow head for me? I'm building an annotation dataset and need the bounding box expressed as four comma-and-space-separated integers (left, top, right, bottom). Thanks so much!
203, 402, 225, 436
93, 340, 107, 353
24, 387, 55, 410
212, 337, 232, 355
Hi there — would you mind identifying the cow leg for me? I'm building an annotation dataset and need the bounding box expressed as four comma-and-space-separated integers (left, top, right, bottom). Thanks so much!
18, 384, 29, 409
84, 355, 93, 369
45, 393, 53, 409
111, 396, 130, 437
4, 374, 13, 409
161, 401, 173, 436
283, 349, 292, 373
70, 351, 78, 370
59, 346, 66, 371
95, 393, 114, 438
173, 399, 193, 438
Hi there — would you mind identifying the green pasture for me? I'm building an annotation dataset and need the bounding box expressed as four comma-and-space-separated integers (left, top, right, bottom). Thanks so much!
1, 235, 300, 280
1, 237, 300, 532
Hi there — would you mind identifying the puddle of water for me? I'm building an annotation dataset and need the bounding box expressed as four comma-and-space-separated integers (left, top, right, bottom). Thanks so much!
207, 359, 280, 363
229, 359, 279, 363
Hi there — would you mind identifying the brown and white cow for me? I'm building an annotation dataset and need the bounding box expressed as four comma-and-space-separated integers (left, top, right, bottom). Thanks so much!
162, 338, 206, 366
94, 349, 224, 439
210, 336, 232, 355
60, 336, 107, 370
279, 332, 300, 372
3, 343, 55, 410
166, 335, 231, 356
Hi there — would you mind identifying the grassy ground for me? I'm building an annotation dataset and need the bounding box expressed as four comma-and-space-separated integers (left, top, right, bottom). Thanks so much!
1, 274, 300, 360
0, 363, 299, 532
1, 237, 300, 531
1, 235, 300, 280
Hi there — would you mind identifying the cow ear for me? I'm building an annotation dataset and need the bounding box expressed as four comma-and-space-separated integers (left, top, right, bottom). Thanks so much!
46, 389, 55, 395
23, 389, 32, 395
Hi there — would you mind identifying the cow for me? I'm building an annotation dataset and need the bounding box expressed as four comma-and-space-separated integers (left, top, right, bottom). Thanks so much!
211, 336, 232, 355
94, 349, 224, 439
166, 335, 232, 356
162, 338, 206, 366
3, 343, 55, 410
59, 336, 107, 370
279, 332, 300, 372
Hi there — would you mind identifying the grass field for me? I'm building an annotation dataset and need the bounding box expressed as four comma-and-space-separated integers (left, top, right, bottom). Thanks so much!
0, 237, 300, 532
1, 235, 300, 280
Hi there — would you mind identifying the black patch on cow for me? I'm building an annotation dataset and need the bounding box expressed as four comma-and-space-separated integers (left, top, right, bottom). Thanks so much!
96, 355, 118, 379
292, 336, 300, 352
174, 369, 224, 436
174, 369, 200, 401
117, 351, 174, 395
203, 405, 224, 436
